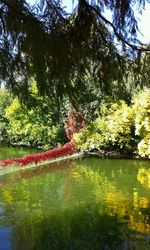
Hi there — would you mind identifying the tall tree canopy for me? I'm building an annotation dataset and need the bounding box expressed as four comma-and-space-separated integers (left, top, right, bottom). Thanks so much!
0, 0, 150, 107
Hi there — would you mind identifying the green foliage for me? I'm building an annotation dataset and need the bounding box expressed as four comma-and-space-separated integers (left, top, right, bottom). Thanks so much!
0, 89, 11, 140
0, 84, 67, 149
4, 97, 66, 149
74, 100, 134, 151
132, 89, 150, 158
2, 83, 150, 158
0, 0, 149, 108
75, 88, 150, 158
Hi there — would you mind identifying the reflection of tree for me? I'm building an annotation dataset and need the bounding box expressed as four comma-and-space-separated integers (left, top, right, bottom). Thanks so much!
0, 160, 76, 188
0, 164, 150, 248
62, 165, 110, 205
104, 185, 150, 234
128, 210, 150, 234
137, 168, 150, 189
0, 172, 67, 229
62, 165, 150, 236
104, 185, 130, 218
11, 205, 125, 250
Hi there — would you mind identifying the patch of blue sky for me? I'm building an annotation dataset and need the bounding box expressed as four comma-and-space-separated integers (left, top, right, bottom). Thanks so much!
27, 0, 150, 43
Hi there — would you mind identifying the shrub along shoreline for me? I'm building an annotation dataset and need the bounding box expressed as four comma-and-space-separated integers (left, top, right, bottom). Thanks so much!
73, 89, 150, 159
1, 88, 150, 168
0, 142, 76, 167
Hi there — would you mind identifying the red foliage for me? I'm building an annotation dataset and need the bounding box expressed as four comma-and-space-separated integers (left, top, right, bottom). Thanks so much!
0, 142, 76, 167
64, 109, 85, 141
0, 109, 85, 168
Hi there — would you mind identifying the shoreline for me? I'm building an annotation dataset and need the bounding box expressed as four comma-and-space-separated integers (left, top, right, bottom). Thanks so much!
0, 152, 86, 176
87, 150, 150, 161
0, 149, 149, 177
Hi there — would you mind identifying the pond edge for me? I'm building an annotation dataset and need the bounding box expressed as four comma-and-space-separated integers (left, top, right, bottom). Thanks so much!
0, 152, 86, 177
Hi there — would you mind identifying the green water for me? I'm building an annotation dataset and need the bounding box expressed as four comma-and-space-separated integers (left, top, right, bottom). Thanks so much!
0, 144, 40, 160
0, 149, 150, 249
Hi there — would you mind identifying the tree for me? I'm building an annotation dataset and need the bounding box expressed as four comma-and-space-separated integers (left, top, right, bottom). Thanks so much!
0, 0, 150, 108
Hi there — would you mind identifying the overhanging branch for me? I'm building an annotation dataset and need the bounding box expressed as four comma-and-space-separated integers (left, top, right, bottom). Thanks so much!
87, 4, 150, 52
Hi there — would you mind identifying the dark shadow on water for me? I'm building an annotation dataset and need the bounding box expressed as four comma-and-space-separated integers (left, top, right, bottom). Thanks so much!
10, 203, 150, 250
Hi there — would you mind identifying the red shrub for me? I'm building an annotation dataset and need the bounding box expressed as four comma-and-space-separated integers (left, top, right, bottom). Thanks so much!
0, 142, 76, 167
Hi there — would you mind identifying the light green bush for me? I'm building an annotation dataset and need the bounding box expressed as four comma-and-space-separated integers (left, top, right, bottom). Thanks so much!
75, 88, 150, 158
74, 100, 134, 151
132, 89, 150, 158
74, 118, 108, 150
0, 89, 11, 140
5, 98, 66, 149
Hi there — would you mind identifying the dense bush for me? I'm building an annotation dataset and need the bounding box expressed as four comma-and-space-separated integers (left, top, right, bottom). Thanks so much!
4, 97, 66, 149
0, 89, 11, 140
132, 89, 150, 158
74, 88, 150, 158
0, 84, 67, 149
74, 100, 135, 152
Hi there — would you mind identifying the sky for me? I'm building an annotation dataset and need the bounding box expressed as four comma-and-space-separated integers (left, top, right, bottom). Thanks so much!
63, 0, 150, 43
29, 0, 150, 43
136, 3, 150, 43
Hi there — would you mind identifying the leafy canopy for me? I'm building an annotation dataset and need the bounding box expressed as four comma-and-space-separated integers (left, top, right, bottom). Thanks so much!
0, 0, 150, 106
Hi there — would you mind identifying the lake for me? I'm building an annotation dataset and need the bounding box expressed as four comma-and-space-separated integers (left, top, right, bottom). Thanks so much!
0, 146, 150, 249
0, 144, 40, 161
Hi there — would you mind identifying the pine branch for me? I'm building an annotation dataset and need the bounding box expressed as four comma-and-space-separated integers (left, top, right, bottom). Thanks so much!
87, 3, 150, 52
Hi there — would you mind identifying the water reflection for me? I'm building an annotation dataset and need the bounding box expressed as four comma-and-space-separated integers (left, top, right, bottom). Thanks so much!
137, 168, 150, 189
0, 144, 40, 160
10, 206, 127, 250
0, 158, 150, 249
